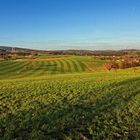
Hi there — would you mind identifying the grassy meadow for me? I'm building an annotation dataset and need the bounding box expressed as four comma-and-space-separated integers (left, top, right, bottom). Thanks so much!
0, 55, 140, 139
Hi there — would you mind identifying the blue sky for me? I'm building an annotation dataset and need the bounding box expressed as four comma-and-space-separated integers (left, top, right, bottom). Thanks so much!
0, 0, 140, 50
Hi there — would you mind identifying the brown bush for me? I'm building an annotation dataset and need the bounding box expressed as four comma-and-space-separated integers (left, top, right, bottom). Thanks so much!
103, 63, 113, 71
103, 59, 140, 71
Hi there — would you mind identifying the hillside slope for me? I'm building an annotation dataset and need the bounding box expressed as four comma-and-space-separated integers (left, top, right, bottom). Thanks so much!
0, 56, 106, 80
0, 56, 140, 139
0, 72, 140, 139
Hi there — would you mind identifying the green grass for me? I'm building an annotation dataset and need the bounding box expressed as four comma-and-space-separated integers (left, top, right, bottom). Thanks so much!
0, 55, 140, 139
0, 56, 94, 79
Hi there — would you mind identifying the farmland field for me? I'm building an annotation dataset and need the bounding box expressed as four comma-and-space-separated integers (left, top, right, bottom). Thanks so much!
0, 55, 140, 139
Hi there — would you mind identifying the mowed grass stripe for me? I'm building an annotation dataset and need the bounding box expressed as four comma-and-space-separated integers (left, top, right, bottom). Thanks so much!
44, 60, 51, 67
32, 60, 44, 76
62, 59, 72, 73
76, 59, 88, 72
0, 62, 20, 79
61, 59, 68, 73
0, 61, 30, 77
0, 62, 28, 79
67, 59, 76, 72
17, 61, 38, 78
0, 61, 18, 69
38, 61, 50, 76
59, 59, 65, 73
50, 60, 58, 74
45, 60, 58, 74
54, 60, 61, 74
36, 61, 48, 76
0, 61, 20, 72
74, 59, 85, 72
69, 59, 79, 72
26, 61, 44, 77
26, 61, 40, 77
0, 56, 104, 79
0, 61, 13, 70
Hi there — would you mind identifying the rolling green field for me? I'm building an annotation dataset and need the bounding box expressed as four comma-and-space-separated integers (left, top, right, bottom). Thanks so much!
0, 55, 140, 139
0, 56, 106, 80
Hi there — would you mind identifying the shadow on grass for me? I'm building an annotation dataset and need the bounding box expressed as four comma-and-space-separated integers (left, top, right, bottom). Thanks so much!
0, 77, 140, 140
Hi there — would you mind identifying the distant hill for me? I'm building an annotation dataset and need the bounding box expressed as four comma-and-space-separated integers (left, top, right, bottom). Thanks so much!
0, 46, 140, 56
0, 46, 35, 52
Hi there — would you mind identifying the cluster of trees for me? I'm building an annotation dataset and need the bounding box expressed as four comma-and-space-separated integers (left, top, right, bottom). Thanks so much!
0, 49, 10, 60
103, 59, 140, 71
46, 50, 130, 56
